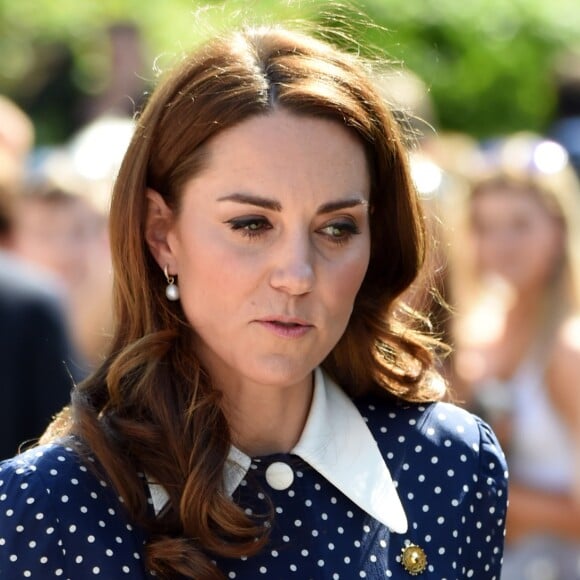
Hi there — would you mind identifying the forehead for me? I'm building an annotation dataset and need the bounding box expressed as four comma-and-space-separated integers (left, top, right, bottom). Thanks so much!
182, 109, 371, 200
473, 186, 551, 215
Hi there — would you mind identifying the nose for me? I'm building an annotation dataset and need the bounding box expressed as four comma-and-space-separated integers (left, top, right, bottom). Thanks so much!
269, 231, 315, 295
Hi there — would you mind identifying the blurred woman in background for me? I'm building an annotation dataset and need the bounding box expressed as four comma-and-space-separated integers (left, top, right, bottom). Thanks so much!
449, 133, 580, 579
13, 181, 112, 370
11, 116, 134, 369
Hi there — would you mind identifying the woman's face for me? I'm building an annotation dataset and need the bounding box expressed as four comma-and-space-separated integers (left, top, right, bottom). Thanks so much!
14, 197, 106, 288
470, 186, 564, 292
153, 109, 371, 391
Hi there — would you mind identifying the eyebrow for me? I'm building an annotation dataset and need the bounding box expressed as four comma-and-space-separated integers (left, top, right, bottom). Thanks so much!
218, 193, 281, 211
217, 193, 368, 214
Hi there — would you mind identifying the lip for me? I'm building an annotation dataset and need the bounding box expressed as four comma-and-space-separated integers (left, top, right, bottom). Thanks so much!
255, 316, 314, 339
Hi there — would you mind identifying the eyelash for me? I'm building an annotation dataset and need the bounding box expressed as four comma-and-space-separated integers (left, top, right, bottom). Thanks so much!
225, 217, 361, 245
226, 217, 272, 239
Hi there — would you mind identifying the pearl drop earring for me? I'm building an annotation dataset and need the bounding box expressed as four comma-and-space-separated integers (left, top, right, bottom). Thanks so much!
164, 265, 180, 301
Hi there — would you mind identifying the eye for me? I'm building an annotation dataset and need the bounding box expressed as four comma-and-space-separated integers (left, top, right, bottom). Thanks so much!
319, 220, 361, 245
226, 216, 273, 239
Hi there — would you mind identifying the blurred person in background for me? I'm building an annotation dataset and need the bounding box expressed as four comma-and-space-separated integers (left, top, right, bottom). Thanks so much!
0, 190, 81, 460
448, 133, 580, 579
12, 181, 112, 370
13, 115, 135, 369
0, 97, 80, 459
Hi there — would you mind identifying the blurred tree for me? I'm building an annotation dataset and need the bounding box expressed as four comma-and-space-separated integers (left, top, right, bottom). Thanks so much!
0, 0, 578, 143
359, 0, 579, 138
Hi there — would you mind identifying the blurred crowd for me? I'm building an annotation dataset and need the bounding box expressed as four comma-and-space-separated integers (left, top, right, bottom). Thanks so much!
399, 59, 580, 576
0, 21, 141, 461
1, 19, 580, 580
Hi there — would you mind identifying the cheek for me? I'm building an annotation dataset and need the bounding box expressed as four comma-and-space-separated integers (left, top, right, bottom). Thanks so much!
476, 237, 497, 260
471, 232, 501, 272
531, 230, 564, 270
175, 236, 257, 325
324, 252, 370, 312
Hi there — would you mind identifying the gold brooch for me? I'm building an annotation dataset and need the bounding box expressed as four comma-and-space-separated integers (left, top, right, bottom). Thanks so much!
400, 543, 427, 575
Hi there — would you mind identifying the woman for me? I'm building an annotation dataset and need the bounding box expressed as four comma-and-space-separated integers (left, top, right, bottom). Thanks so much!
450, 134, 580, 579
0, 25, 507, 579
13, 181, 113, 370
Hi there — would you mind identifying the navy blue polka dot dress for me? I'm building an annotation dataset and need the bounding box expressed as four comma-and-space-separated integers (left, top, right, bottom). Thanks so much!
0, 369, 508, 578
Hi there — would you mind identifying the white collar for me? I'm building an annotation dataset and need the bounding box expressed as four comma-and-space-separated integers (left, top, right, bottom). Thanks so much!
150, 368, 408, 534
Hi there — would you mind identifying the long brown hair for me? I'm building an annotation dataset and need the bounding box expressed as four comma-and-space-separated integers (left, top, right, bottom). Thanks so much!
64, 25, 445, 578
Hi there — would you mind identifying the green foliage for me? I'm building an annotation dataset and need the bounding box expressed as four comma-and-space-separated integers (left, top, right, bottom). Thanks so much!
358, 0, 579, 137
0, 0, 578, 142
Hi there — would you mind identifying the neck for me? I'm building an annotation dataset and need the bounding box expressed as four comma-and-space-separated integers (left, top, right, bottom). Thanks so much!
220, 373, 314, 457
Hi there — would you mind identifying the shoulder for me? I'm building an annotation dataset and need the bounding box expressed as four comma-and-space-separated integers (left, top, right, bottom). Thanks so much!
0, 440, 111, 510
0, 439, 140, 531
360, 396, 507, 541
356, 397, 508, 574
359, 396, 500, 451
358, 396, 508, 489
0, 441, 149, 577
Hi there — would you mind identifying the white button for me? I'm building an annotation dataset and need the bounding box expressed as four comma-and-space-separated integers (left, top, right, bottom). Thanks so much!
265, 461, 294, 490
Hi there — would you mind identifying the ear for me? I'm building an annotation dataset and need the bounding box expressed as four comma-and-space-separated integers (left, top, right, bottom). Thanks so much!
145, 188, 177, 272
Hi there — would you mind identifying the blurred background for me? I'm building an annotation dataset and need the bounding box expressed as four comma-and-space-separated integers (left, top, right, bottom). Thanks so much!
0, 0, 579, 144
1, 1, 580, 578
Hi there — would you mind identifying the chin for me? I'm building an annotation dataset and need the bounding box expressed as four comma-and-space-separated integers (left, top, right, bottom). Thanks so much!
246, 358, 316, 388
